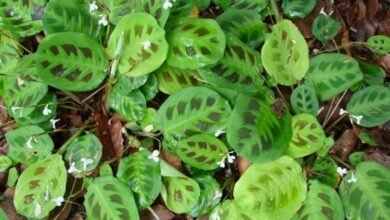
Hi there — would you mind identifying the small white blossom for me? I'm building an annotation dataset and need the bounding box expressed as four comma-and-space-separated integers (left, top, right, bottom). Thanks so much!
214, 129, 225, 137
34, 203, 42, 218
11, 106, 20, 114
50, 118, 60, 129
9, 10, 14, 16
148, 150, 160, 162
336, 167, 349, 176
81, 158, 93, 171
339, 108, 348, 116
319, 8, 327, 16
26, 136, 38, 149
98, 15, 108, 26
351, 115, 363, 125
17, 77, 24, 86
89, 1, 98, 12
347, 172, 357, 183
141, 40, 151, 50
163, 0, 172, 9
44, 186, 50, 201
227, 152, 236, 164
216, 160, 225, 168
68, 162, 80, 174
54, 196, 64, 206
317, 106, 324, 115
212, 191, 222, 201
143, 124, 154, 133
43, 104, 52, 116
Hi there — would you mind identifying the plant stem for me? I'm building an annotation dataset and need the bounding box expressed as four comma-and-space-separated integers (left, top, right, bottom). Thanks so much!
269, 0, 282, 22
322, 90, 347, 128
57, 118, 93, 154
147, 207, 160, 220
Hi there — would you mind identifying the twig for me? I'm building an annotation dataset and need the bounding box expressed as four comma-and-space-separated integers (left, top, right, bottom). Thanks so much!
147, 207, 160, 220
57, 118, 94, 154
322, 90, 348, 128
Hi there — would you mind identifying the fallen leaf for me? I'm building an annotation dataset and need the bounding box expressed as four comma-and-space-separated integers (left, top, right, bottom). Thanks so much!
160, 150, 183, 172
237, 156, 251, 175
330, 129, 358, 161
139, 204, 175, 220
0, 188, 26, 220
379, 54, 390, 75
364, 148, 390, 168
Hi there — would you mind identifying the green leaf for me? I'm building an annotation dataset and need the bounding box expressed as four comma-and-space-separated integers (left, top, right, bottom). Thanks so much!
233, 156, 307, 219
96, 0, 134, 25
210, 199, 251, 220
290, 83, 319, 116
134, 0, 170, 27
0, 155, 13, 172
7, 167, 18, 188
196, 0, 211, 11
155, 63, 200, 94
346, 85, 390, 127
227, 94, 292, 163
84, 176, 140, 220
177, 134, 228, 170
348, 152, 365, 167
166, 18, 226, 70
5, 125, 53, 166
64, 134, 102, 178
217, 9, 268, 49
358, 131, 378, 146
43, 0, 101, 38
117, 150, 161, 209
282, 0, 317, 19
285, 113, 327, 158
0, 207, 8, 220
261, 19, 309, 85
162, 176, 200, 213
36, 32, 108, 92
305, 53, 363, 101
0, 35, 20, 74
14, 154, 67, 219
99, 163, 113, 177
158, 87, 232, 138
339, 161, 390, 220
198, 34, 264, 94
107, 12, 168, 77
367, 35, 390, 56
140, 74, 158, 101
109, 88, 147, 122
166, 0, 195, 26
358, 60, 386, 86
139, 108, 159, 133
214, 0, 267, 13
0, 0, 45, 37
188, 175, 222, 217
293, 180, 344, 220
312, 156, 339, 188
312, 15, 341, 41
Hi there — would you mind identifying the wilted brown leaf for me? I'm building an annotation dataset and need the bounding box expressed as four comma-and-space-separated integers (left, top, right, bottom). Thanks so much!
0, 188, 26, 220
160, 150, 183, 172
237, 156, 251, 175
364, 148, 390, 168
330, 129, 358, 161
139, 204, 175, 220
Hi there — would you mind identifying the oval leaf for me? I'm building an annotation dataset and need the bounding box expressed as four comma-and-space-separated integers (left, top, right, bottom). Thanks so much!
214, 0, 267, 13
305, 53, 363, 101
107, 12, 168, 77
177, 134, 228, 170
36, 32, 108, 92
166, 18, 226, 69
346, 85, 390, 127
261, 19, 309, 85
117, 150, 161, 209
227, 94, 292, 163
312, 15, 341, 42
155, 63, 200, 94
14, 154, 67, 219
233, 156, 307, 219
367, 35, 390, 56
290, 83, 319, 116
282, 0, 317, 19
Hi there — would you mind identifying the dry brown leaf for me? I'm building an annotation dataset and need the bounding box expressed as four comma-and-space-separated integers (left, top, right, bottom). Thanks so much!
0, 188, 26, 220
237, 156, 251, 175
364, 148, 390, 168
330, 129, 358, 161
139, 204, 175, 220
160, 150, 183, 172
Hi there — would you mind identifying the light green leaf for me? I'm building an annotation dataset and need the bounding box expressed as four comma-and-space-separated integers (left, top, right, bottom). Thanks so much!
0, 155, 13, 172
5, 125, 53, 166
282, 0, 317, 19
339, 161, 390, 220
261, 19, 309, 85
346, 85, 390, 127
107, 12, 168, 77
214, 0, 267, 13
189, 175, 221, 217
233, 156, 307, 219
166, 18, 226, 70
84, 176, 140, 220
36, 32, 108, 92
109, 88, 147, 122
367, 35, 390, 56
117, 150, 161, 209
312, 15, 341, 41
210, 199, 251, 220
305, 53, 363, 101
290, 83, 319, 116
14, 154, 67, 219
155, 63, 200, 94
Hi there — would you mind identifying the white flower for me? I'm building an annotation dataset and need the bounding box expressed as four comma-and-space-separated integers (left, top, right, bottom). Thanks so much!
89, 1, 98, 12
26, 137, 34, 149
336, 167, 348, 176
34, 203, 42, 218
11, 106, 20, 114
68, 162, 80, 174
9, 10, 14, 16
214, 129, 225, 137
50, 118, 60, 129
212, 191, 222, 201
216, 160, 225, 168
148, 150, 160, 162
317, 106, 324, 115
141, 40, 151, 50
143, 124, 154, 133
43, 104, 52, 116
17, 77, 24, 86
351, 115, 363, 125
54, 196, 64, 206
347, 172, 357, 183
227, 152, 236, 164
319, 8, 327, 16
81, 158, 94, 171
44, 186, 50, 201
163, 0, 172, 9
339, 108, 348, 116
98, 15, 108, 26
